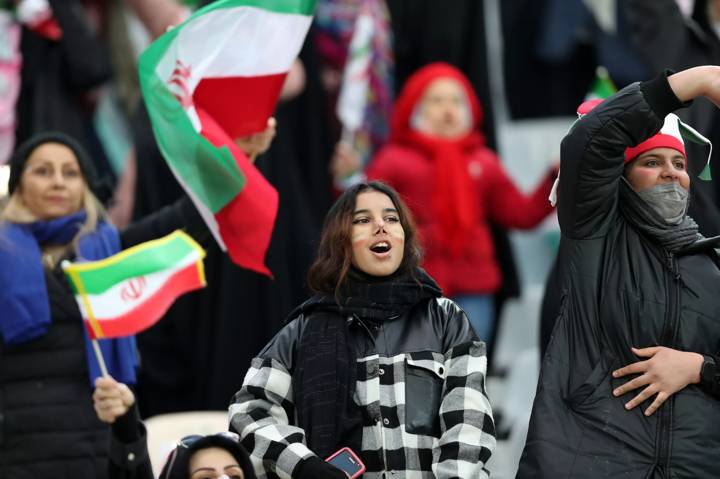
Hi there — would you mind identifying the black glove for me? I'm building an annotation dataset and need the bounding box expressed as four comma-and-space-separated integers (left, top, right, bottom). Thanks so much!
295, 456, 348, 479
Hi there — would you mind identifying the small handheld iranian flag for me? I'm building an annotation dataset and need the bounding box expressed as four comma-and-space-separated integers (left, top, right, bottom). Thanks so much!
62, 230, 206, 341
138, 0, 316, 276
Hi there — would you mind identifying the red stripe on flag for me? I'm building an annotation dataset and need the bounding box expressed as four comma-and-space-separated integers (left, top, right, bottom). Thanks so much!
85, 263, 204, 339
196, 108, 278, 276
193, 74, 287, 138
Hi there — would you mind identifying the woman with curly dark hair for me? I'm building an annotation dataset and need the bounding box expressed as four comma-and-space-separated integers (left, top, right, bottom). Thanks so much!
229, 181, 496, 478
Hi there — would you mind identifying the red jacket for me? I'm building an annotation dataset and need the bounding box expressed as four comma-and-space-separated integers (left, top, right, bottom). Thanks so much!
366, 63, 555, 296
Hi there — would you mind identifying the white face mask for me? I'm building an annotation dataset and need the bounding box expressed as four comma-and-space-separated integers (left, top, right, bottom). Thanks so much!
637, 182, 689, 225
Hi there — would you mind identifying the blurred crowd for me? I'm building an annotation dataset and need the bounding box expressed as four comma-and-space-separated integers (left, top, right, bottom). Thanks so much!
3, 0, 720, 477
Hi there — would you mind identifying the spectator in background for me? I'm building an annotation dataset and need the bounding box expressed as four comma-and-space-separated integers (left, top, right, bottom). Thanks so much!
93, 376, 256, 479
15, 0, 117, 193
230, 181, 495, 479
314, 0, 394, 164
338, 63, 557, 346
0, 124, 274, 477
502, 0, 649, 120
387, 0, 498, 145
0, 132, 201, 478
519, 67, 720, 478
387, 0, 525, 356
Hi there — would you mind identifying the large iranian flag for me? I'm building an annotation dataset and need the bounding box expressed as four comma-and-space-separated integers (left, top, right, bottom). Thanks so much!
138, 0, 315, 276
62, 231, 206, 339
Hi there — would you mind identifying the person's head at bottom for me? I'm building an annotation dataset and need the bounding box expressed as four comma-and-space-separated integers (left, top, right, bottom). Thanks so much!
160, 432, 255, 479
94, 377, 256, 479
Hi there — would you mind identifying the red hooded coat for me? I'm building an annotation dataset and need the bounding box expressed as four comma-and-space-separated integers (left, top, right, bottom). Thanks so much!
367, 63, 556, 296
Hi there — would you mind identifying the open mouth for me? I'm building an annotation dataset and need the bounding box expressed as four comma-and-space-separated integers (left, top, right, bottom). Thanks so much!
369, 241, 391, 254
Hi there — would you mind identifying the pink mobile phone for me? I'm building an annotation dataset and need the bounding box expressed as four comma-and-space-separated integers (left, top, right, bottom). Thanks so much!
325, 447, 366, 478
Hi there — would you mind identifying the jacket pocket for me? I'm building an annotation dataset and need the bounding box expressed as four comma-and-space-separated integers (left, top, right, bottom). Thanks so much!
405, 355, 445, 436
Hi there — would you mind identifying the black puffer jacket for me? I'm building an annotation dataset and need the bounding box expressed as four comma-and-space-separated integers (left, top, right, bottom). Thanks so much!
518, 75, 720, 478
0, 199, 206, 478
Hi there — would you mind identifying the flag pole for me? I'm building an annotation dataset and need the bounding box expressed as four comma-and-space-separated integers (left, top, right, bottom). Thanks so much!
341, 126, 354, 147
91, 339, 109, 377
62, 260, 110, 378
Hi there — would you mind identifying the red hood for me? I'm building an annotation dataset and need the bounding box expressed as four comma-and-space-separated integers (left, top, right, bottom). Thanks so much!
390, 62, 484, 144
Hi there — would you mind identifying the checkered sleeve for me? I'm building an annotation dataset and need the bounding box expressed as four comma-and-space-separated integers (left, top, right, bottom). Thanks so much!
432, 341, 496, 479
229, 357, 314, 479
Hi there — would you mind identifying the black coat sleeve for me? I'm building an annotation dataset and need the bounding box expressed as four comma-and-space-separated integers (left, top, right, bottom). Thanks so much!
700, 354, 720, 399
557, 72, 685, 239
434, 297, 479, 353
255, 316, 305, 371
47, 0, 112, 91
120, 196, 210, 249
108, 406, 154, 479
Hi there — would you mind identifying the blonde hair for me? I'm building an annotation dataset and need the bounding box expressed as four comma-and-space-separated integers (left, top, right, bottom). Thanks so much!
0, 187, 109, 267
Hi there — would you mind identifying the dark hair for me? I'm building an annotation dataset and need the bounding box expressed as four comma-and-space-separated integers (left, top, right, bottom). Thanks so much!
307, 181, 422, 296
8, 132, 97, 196
8, 131, 114, 204
159, 432, 256, 479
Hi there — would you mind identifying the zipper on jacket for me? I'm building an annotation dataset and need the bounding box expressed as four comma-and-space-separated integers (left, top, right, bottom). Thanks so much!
660, 252, 678, 344
656, 251, 681, 471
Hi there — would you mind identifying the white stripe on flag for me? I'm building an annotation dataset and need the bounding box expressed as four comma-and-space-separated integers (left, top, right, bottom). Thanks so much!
156, 6, 312, 96
77, 251, 201, 319
336, 13, 373, 132
165, 156, 227, 250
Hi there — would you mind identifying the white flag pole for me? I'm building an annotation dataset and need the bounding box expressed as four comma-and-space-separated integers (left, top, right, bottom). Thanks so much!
92, 340, 109, 377
62, 259, 110, 377
341, 127, 355, 148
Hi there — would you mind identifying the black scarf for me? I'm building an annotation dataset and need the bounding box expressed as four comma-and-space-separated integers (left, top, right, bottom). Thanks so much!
291, 267, 442, 459
619, 178, 702, 253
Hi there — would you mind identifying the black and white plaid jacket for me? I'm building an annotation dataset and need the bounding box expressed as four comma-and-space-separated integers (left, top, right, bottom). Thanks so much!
229, 297, 496, 479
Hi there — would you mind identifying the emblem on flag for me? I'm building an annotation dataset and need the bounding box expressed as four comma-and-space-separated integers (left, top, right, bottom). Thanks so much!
168, 60, 193, 108
138, 0, 316, 276
62, 230, 206, 340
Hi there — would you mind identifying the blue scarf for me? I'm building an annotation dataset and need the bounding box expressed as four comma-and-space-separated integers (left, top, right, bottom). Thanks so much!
0, 211, 138, 386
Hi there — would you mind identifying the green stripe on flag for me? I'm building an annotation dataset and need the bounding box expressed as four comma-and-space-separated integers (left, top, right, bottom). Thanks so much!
66, 232, 201, 295
138, 0, 316, 213
586, 66, 616, 100
195, 0, 316, 17
139, 33, 245, 213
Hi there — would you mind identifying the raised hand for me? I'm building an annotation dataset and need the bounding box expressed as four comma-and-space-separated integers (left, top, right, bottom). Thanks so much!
93, 376, 135, 424
234, 117, 277, 159
612, 346, 703, 416
702, 67, 720, 109
330, 141, 362, 182
668, 65, 720, 107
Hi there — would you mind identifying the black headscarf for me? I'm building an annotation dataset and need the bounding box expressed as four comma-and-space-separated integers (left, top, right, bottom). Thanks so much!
158, 432, 257, 479
8, 131, 112, 203
290, 266, 442, 459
